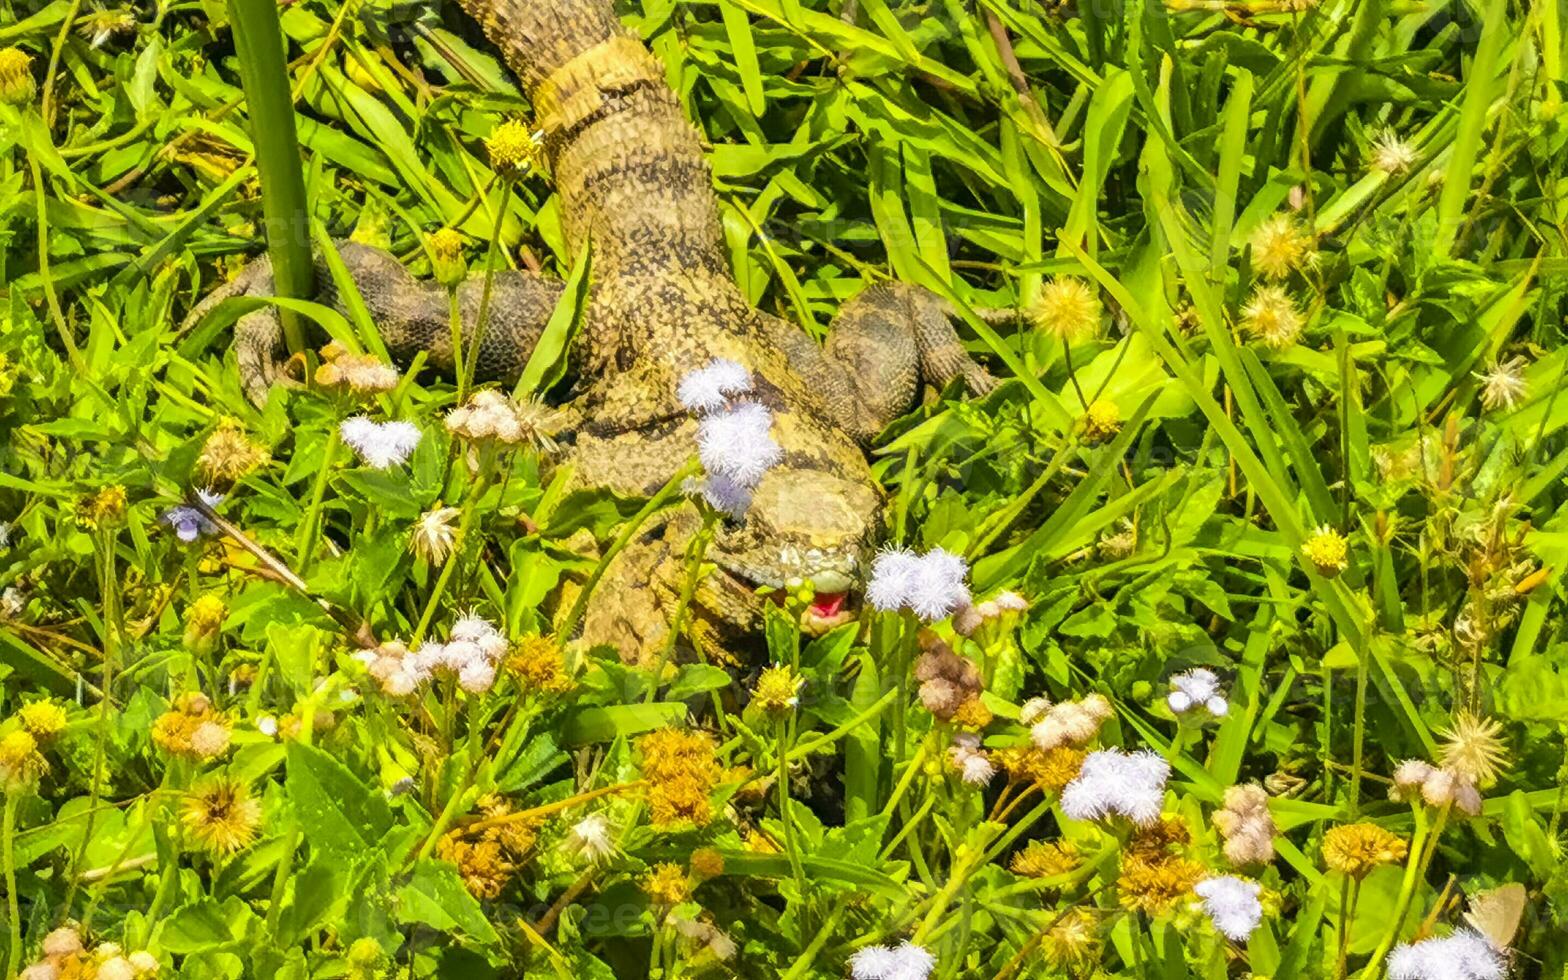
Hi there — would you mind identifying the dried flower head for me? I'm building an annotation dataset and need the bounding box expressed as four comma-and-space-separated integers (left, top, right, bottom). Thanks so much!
1369, 130, 1418, 175
1241, 285, 1304, 349
1117, 849, 1204, 914
563, 812, 615, 865
0, 48, 35, 106
1213, 783, 1277, 865
1041, 908, 1101, 974
197, 418, 268, 484
1029, 694, 1113, 751
1010, 839, 1080, 878
315, 342, 399, 397
409, 507, 460, 565
1389, 759, 1483, 816
1301, 525, 1349, 577
181, 775, 262, 854
689, 847, 726, 880
445, 389, 561, 452
1248, 214, 1316, 279
912, 633, 984, 722
1030, 277, 1101, 341
947, 732, 996, 786
638, 727, 721, 827
1477, 357, 1529, 412
1322, 822, 1408, 878
486, 119, 543, 178
751, 664, 803, 715
436, 833, 513, 899
1437, 713, 1509, 787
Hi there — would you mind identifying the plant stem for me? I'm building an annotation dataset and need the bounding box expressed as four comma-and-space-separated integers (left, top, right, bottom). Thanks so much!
228, 0, 314, 360
1361, 806, 1447, 977
4, 793, 20, 980
1348, 646, 1370, 817
776, 722, 808, 899
295, 423, 341, 573
413, 458, 496, 646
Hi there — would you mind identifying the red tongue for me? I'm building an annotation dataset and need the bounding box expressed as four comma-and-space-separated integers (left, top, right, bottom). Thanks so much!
809, 591, 848, 617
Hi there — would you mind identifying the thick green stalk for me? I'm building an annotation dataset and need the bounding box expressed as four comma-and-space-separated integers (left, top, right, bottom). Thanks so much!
228, 0, 314, 358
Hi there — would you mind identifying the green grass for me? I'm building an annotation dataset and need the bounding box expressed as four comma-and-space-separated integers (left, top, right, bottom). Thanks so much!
0, 0, 1566, 977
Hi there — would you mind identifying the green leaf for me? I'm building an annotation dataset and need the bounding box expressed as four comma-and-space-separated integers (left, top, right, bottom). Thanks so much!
284, 741, 393, 855
395, 860, 501, 944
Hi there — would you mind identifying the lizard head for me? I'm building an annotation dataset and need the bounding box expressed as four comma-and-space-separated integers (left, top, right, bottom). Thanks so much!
708, 464, 883, 634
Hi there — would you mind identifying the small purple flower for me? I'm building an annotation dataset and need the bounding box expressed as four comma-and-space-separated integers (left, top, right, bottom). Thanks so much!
162, 489, 224, 542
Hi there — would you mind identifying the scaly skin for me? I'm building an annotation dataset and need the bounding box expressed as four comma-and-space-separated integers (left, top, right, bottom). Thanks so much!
192, 0, 996, 664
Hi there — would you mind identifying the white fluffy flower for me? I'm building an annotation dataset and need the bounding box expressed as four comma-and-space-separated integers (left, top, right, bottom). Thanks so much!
865, 547, 971, 621
565, 812, 616, 864
697, 402, 782, 486
457, 659, 496, 693
849, 941, 935, 980
948, 733, 996, 786
1193, 875, 1263, 941
678, 358, 753, 413
41, 927, 82, 957
866, 548, 922, 612
20, 963, 60, 980
1387, 928, 1507, 980
1060, 749, 1170, 825
689, 474, 752, 519
96, 958, 136, 980
257, 715, 278, 737
1018, 696, 1051, 726
340, 416, 422, 469
1167, 668, 1228, 717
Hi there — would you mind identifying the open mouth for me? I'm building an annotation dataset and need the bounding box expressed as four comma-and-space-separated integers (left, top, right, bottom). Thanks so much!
761, 585, 857, 634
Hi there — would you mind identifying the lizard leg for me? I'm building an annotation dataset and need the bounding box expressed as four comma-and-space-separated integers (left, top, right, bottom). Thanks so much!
767, 282, 997, 444
186, 242, 564, 405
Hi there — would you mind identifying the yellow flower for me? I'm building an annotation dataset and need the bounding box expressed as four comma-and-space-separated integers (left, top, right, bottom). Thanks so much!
638, 728, 721, 827
152, 693, 231, 760
1030, 277, 1101, 341
15, 700, 67, 741
75, 485, 128, 529
951, 695, 993, 730
486, 119, 543, 178
1082, 399, 1121, 442
1437, 712, 1509, 788
197, 418, 268, 485
1241, 285, 1304, 349
689, 847, 725, 880
1322, 823, 1407, 879
1117, 851, 1205, 914
1009, 839, 1080, 878
751, 664, 801, 715
0, 730, 47, 789
1248, 214, 1315, 280
1301, 524, 1349, 577
436, 833, 514, 899
642, 862, 692, 908
995, 745, 1086, 793
0, 48, 35, 106
184, 594, 228, 652
181, 775, 261, 854
506, 634, 572, 693
427, 228, 466, 287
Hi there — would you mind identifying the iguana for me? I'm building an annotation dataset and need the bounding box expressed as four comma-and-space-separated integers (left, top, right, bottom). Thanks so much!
193, 0, 998, 664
